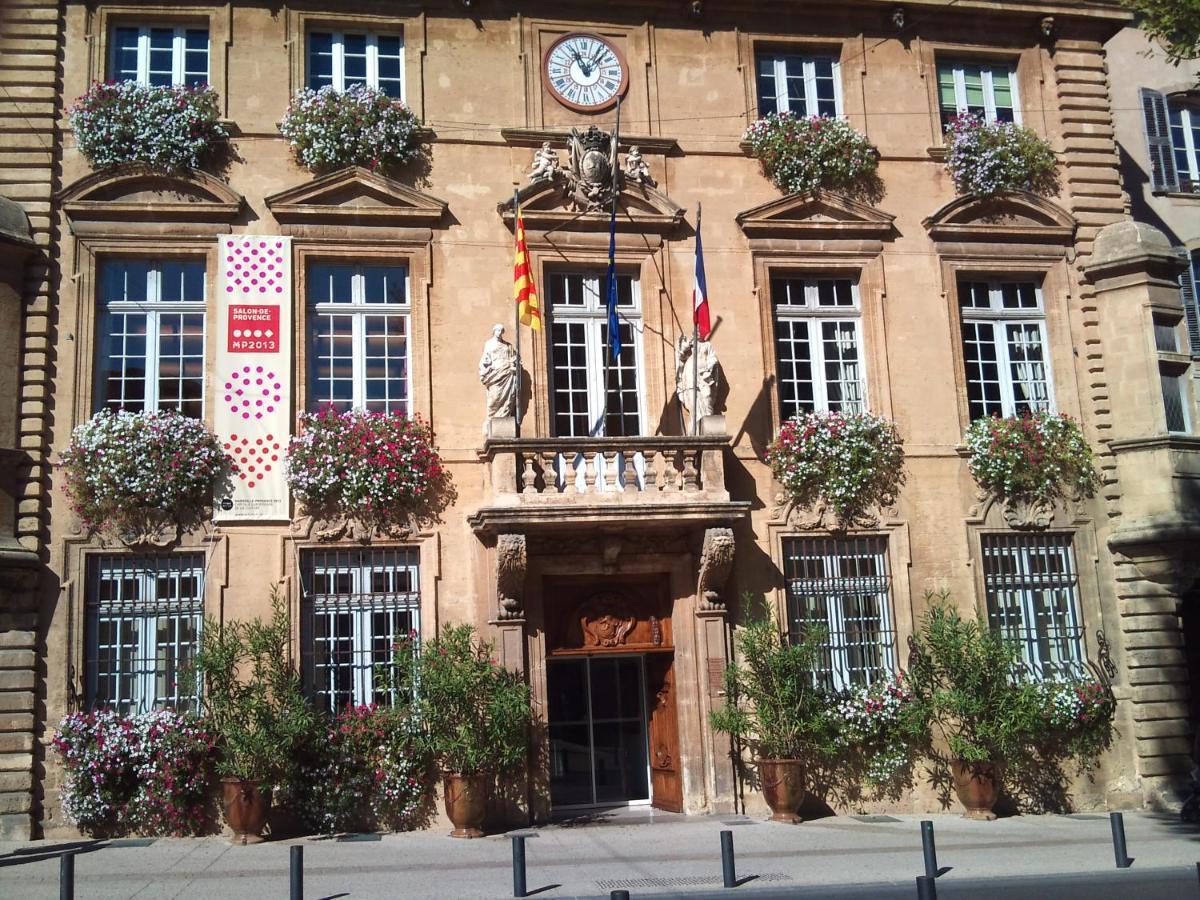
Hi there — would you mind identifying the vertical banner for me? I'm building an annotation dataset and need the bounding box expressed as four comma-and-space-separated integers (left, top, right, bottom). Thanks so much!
214, 236, 292, 521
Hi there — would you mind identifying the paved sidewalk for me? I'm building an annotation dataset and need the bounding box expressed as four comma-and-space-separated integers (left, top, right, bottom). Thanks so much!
0, 810, 1197, 899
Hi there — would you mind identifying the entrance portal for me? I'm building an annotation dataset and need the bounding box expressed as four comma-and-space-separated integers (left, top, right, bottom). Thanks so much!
548, 656, 649, 807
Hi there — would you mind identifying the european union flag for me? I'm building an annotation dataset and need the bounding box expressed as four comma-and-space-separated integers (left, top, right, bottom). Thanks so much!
605, 204, 621, 362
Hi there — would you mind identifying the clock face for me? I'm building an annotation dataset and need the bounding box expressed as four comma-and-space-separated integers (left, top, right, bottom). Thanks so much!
544, 33, 628, 112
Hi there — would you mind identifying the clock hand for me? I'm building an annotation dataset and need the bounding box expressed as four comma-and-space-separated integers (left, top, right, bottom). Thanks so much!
570, 48, 593, 76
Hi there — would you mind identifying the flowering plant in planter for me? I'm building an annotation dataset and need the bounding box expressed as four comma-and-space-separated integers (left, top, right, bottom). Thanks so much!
279, 85, 422, 174
286, 408, 453, 534
298, 704, 432, 834
965, 411, 1101, 505
831, 673, 928, 795
766, 411, 906, 525
945, 113, 1059, 198
1036, 679, 1116, 771
743, 113, 881, 199
70, 81, 228, 171
60, 409, 235, 539
52, 709, 216, 837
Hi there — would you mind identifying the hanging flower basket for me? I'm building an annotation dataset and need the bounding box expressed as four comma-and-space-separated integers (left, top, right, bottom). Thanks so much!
70, 81, 228, 172
944, 113, 1059, 198
61, 409, 235, 540
965, 411, 1100, 506
285, 408, 453, 534
766, 411, 906, 525
743, 113, 881, 199
278, 85, 422, 174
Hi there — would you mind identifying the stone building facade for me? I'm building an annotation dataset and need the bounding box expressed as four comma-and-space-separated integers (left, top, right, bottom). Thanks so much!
8, 0, 1200, 835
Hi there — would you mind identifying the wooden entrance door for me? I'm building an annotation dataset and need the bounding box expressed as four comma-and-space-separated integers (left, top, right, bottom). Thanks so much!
646, 655, 683, 812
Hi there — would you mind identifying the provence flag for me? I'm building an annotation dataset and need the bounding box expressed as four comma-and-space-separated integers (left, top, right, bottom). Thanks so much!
693, 214, 712, 341
605, 204, 621, 361
513, 205, 542, 331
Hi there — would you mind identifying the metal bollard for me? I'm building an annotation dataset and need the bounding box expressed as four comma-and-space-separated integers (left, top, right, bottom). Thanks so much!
720, 829, 736, 889
1110, 811, 1132, 869
59, 852, 74, 900
920, 820, 938, 879
512, 834, 528, 898
916, 874, 938, 900
610, 893, 631, 900
290, 845, 303, 900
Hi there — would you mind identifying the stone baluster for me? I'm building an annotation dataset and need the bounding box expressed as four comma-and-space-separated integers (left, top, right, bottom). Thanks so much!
662, 449, 679, 492
644, 449, 659, 491
603, 451, 618, 492
583, 451, 598, 493
682, 449, 699, 492
622, 451, 638, 493
521, 451, 538, 494
540, 449, 558, 493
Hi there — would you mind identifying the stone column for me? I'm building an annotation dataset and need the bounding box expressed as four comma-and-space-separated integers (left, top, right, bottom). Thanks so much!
1084, 221, 1200, 804
0, 202, 42, 839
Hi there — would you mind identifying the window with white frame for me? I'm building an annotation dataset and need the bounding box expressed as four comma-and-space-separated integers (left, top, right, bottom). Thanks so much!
755, 51, 842, 117
1169, 102, 1200, 190
772, 275, 866, 422
546, 270, 643, 438
1142, 89, 1200, 193
300, 548, 420, 711
307, 263, 410, 414
307, 31, 404, 99
783, 536, 896, 691
85, 554, 205, 714
980, 533, 1086, 681
110, 25, 210, 87
958, 279, 1053, 421
937, 60, 1020, 129
96, 259, 207, 419
1179, 249, 1200, 356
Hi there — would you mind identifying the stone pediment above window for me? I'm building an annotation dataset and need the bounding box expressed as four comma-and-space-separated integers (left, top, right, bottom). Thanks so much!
264, 167, 448, 228
60, 166, 244, 232
735, 190, 896, 241
923, 191, 1076, 246
497, 178, 685, 237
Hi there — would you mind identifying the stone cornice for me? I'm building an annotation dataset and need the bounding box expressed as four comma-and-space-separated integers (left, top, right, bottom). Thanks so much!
501, 128, 678, 155
468, 501, 752, 536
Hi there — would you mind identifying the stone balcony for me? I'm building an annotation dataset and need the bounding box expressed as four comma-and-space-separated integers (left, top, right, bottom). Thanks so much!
468, 416, 750, 535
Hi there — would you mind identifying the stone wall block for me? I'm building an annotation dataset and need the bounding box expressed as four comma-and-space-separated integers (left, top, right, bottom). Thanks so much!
0, 670, 35, 692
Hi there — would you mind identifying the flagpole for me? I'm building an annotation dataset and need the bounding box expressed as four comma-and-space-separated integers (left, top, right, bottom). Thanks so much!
693, 202, 701, 437
513, 187, 522, 438
603, 98, 621, 438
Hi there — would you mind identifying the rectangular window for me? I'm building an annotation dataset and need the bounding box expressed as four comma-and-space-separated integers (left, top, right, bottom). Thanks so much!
85, 554, 204, 714
307, 31, 404, 99
783, 536, 895, 691
1169, 103, 1200, 191
958, 279, 1053, 421
300, 548, 420, 711
980, 533, 1085, 680
755, 52, 841, 117
307, 263, 410, 414
111, 25, 209, 87
937, 61, 1020, 129
772, 276, 866, 422
546, 270, 642, 438
96, 259, 207, 418
1180, 250, 1200, 355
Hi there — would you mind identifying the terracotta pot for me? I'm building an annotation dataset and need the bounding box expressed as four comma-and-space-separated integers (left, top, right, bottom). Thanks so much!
221, 777, 271, 844
951, 759, 1000, 821
443, 773, 487, 838
758, 758, 805, 824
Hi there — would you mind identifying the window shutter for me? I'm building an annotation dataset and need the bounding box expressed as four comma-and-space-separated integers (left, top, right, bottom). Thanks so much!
1140, 87, 1179, 193
1181, 253, 1200, 356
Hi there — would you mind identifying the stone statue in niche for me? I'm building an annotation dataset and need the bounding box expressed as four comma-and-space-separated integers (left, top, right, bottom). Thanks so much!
676, 334, 721, 423
528, 141, 561, 183
478, 323, 517, 428
623, 145, 656, 186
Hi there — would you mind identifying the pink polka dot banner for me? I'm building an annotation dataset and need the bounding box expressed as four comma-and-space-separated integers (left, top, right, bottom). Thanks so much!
214, 236, 292, 521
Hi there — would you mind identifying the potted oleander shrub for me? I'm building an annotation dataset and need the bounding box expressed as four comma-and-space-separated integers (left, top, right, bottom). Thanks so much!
965, 411, 1101, 509
286, 408, 454, 537
766, 411, 906, 527
944, 113, 1059, 198
60, 409, 235, 542
185, 589, 317, 844
906, 596, 1046, 820
278, 84, 422, 174
709, 610, 838, 823
743, 113, 882, 201
387, 625, 531, 838
70, 81, 228, 172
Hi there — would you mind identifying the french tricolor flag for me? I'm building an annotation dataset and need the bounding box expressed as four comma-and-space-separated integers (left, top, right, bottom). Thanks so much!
693, 211, 712, 341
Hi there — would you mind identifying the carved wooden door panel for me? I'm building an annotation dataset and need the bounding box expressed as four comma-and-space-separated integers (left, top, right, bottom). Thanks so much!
647, 655, 683, 812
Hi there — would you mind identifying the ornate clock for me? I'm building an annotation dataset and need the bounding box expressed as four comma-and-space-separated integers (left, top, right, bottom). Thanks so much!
543, 32, 629, 113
